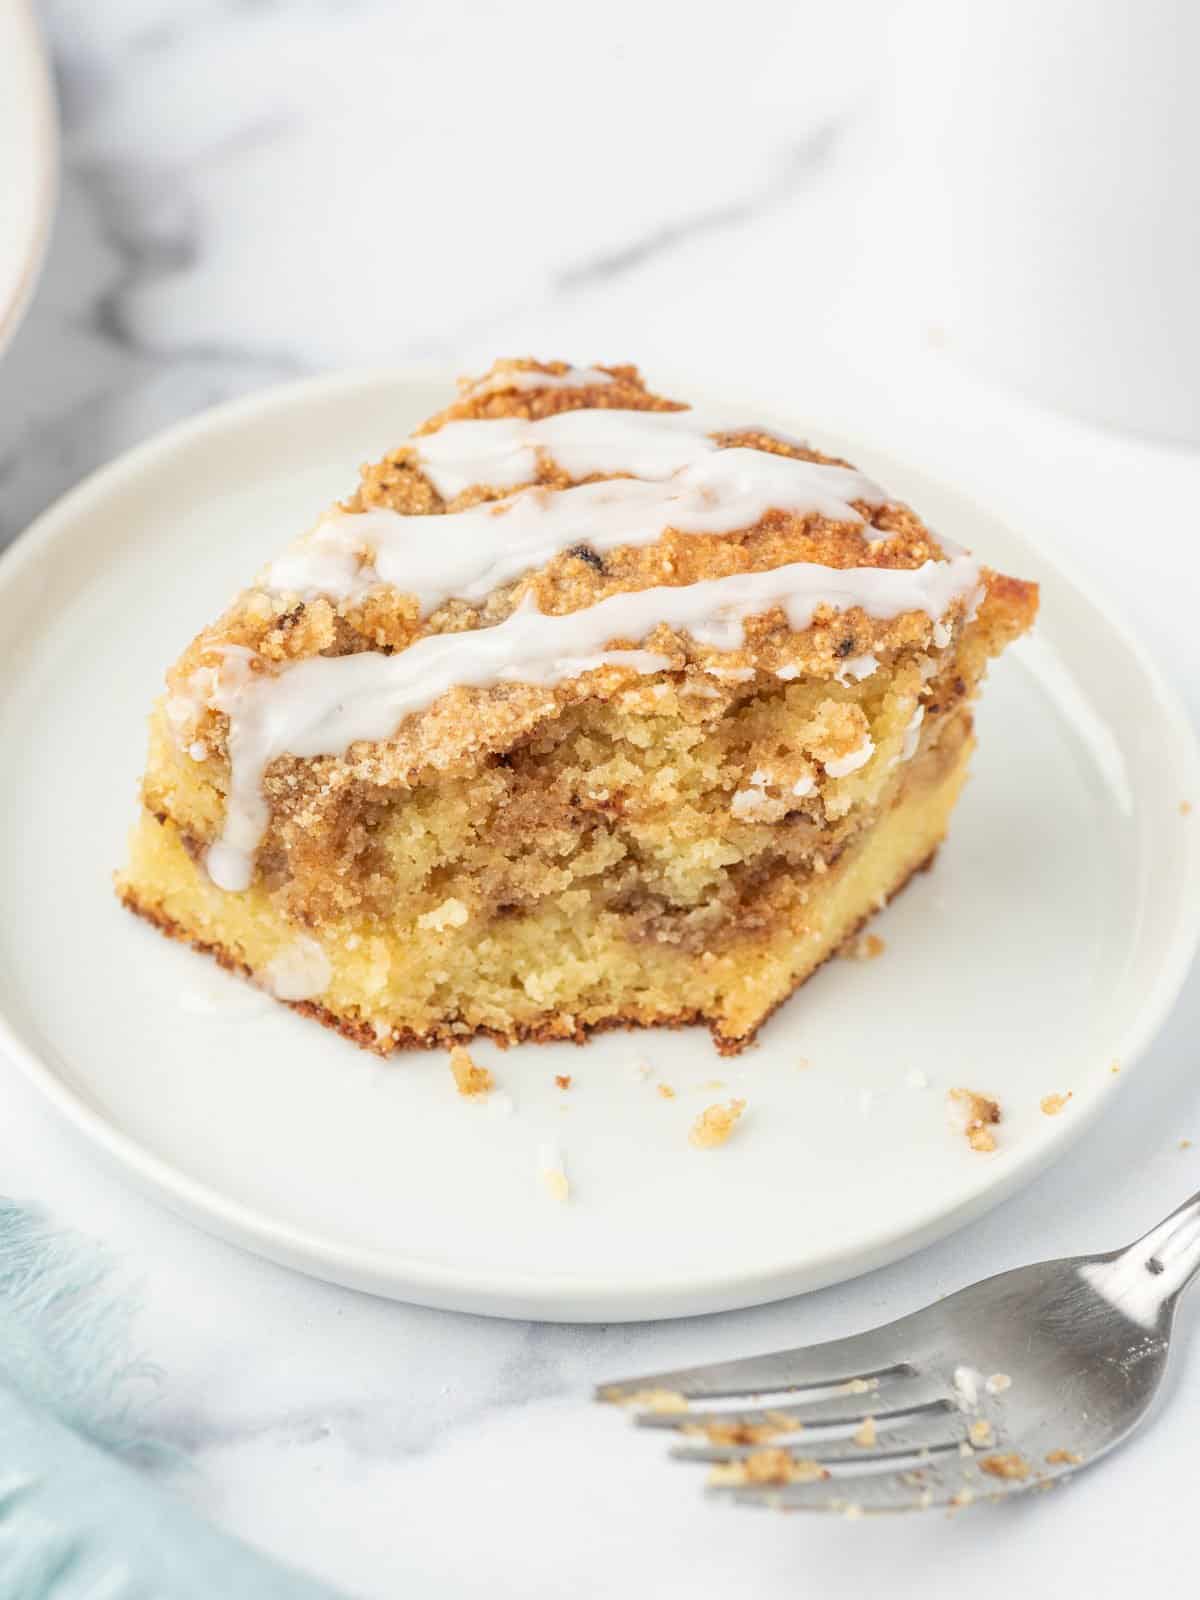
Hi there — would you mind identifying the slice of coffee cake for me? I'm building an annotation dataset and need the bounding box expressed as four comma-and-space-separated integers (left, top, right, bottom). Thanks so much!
117, 360, 1037, 1054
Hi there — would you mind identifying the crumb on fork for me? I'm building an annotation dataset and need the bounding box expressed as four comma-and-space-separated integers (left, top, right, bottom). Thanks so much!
689, 1098, 747, 1149
449, 1044, 493, 1096
841, 1377, 878, 1396
605, 1386, 688, 1412
708, 1448, 828, 1487
947, 1087, 1000, 1152
979, 1452, 1031, 1481
853, 1415, 878, 1448
685, 1411, 797, 1446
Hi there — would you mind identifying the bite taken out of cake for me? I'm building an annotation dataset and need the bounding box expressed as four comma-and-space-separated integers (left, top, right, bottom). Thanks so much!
116, 359, 1038, 1056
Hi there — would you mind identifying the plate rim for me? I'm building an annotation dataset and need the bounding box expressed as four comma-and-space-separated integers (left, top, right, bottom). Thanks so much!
0, 0, 59, 359
2, 367, 1199, 1322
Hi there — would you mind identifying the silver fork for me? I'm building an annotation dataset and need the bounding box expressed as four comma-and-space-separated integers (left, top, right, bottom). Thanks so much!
596, 1191, 1200, 1513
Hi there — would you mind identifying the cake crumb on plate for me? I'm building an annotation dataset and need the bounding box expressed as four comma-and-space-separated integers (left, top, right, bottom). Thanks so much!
537, 1140, 570, 1202
1040, 1091, 1072, 1116
690, 1099, 746, 1149
947, 1088, 1000, 1152
449, 1045, 493, 1097
841, 932, 886, 961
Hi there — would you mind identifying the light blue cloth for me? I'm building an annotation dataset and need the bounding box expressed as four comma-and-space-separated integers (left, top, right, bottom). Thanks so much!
0, 1201, 346, 1599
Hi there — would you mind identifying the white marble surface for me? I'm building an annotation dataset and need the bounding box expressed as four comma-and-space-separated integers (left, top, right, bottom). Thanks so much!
3, 1, 1200, 1594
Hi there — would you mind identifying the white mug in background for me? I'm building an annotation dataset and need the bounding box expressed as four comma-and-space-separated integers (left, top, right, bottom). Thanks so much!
897, 0, 1200, 444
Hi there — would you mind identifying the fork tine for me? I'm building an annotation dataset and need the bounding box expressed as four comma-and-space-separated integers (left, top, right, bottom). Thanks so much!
594, 1305, 933, 1407
720, 1445, 1085, 1514
670, 1401, 963, 1461
633, 1389, 952, 1437
725, 1460, 1069, 1515
726, 1469, 965, 1516
706, 1440, 969, 1496
596, 1348, 916, 1406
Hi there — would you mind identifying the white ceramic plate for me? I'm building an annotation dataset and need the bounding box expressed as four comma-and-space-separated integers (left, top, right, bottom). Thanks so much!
1, 371, 1197, 1322
0, 2, 57, 356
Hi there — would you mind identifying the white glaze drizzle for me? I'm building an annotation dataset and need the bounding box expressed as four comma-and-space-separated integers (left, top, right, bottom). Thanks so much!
461, 365, 614, 398
823, 737, 875, 778
899, 703, 925, 762
205, 550, 981, 890
263, 450, 888, 615
391, 406, 810, 500
834, 652, 879, 685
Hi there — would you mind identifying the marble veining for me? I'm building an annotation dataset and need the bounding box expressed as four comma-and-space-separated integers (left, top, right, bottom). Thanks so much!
2, 3, 1200, 1597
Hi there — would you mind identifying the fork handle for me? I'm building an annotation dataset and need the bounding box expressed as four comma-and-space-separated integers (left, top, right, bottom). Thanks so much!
1121, 1189, 1200, 1305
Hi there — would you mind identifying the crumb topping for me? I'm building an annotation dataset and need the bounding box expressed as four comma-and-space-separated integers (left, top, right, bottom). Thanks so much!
157, 357, 1036, 877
